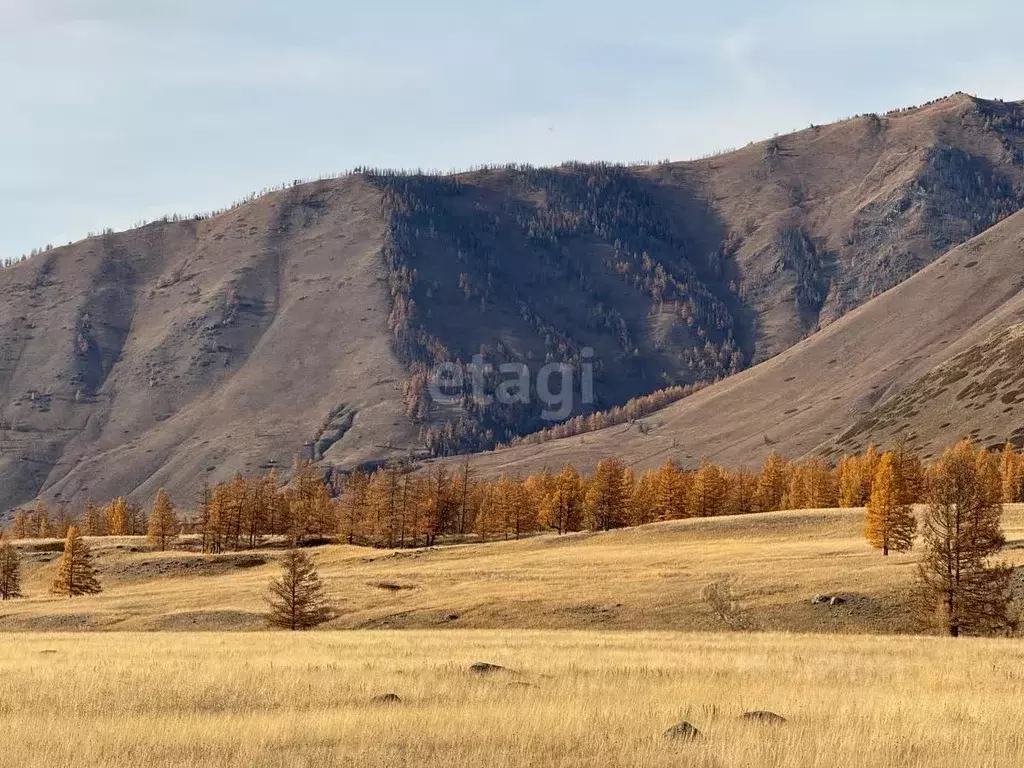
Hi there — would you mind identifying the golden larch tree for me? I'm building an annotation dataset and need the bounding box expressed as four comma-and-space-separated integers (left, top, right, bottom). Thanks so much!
892, 437, 926, 505
838, 454, 862, 508
629, 469, 660, 526
865, 452, 917, 555
857, 444, 881, 505
243, 472, 273, 548
146, 489, 179, 551
196, 481, 214, 551
52, 504, 76, 538
788, 458, 838, 509
33, 503, 52, 538
690, 460, 729, 517
81, 503, 107, 537
422, 465, 458, 545
586, 458, 629, 531
454, 456, 475, 535
0, 534, 23, 600
544, 464, 586, 534
50, 526, 102, 597
266, 548, 333, 630
503, 476, 538, 540
523, 470, 555, 529
105, 497, 130, 536
491, 475, 518, 540
367, 463, 403, 547
287, 459, 332, 543
338, 469, 369, 544
267, 480, 291, 538
654, 459, 690, 519
756, 452, 789, 512
917, 441, 1014, 636
10, 509, 30, 540
1000, 443, 1024, 503
726, 470, 759, 516
400, 472, 429, 547
475, 481, 500, 542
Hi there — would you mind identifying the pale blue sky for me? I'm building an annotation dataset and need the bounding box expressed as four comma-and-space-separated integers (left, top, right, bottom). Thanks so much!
2, 0, 1022, 259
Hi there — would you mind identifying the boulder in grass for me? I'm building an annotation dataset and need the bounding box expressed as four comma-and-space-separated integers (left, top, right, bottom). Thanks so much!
663, 721, 701, 741
470, 661, 505, 674
741, 710, 787, 724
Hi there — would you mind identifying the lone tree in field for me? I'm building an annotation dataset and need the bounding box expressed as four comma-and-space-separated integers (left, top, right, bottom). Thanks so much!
266, 548, 333, 630
146, 489, 179, 551
0, 534, 22, 600
917, 441, 1014, 636
865, 452, 917, 555
50, 526, 102, 597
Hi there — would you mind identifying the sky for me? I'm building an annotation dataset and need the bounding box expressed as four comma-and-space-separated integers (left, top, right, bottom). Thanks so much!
2, 0, 1022, 259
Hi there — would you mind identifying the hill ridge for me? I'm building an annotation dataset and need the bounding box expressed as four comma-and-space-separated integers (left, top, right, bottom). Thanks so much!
2, 92, 1024, 514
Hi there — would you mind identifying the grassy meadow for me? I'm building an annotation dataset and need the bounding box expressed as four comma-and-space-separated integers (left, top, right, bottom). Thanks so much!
11, 504, 1024, 634
3, 630, 1024, 768
4, 506, 1024, 766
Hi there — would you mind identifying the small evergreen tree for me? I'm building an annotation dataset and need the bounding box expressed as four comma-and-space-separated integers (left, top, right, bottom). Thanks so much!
146, 489, 179, 551
50, 526, 102, 597
0, 534, 23, 600
266, 548, 333, 630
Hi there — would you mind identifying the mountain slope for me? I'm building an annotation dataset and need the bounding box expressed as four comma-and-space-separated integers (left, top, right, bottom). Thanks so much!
2, 93, 1023, 513
452, 207, 1024, 478
365, 93, 1024, 456
0, 176, 418, 512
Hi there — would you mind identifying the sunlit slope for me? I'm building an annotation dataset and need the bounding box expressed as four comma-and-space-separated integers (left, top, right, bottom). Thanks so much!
459, 208, 1024, 476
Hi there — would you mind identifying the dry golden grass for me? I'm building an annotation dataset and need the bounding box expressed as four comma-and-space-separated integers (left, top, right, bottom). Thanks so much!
3, 629, 1024, 767
5, 504, 1024, 633
5, 506, 1024, 766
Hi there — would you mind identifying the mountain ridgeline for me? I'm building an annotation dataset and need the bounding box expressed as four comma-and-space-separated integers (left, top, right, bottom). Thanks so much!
1, 93, 1023, 514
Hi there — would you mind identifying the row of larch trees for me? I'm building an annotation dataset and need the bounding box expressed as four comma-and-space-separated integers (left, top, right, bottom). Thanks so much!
2, 440, 1023, 635
7, 442, 1024, 552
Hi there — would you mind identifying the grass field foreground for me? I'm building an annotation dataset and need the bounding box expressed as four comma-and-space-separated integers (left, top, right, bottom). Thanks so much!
2, 630, 1024, 767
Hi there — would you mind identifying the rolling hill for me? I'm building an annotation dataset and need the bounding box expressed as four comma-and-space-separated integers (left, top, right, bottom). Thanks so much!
2, 92, 1023, 514
10, 504, 1024, 633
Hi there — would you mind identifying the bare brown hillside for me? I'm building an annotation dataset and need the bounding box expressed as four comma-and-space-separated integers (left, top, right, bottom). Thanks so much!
454, 207, 1024, 478
0, 176, 418, 514
2, 93, 1023, 514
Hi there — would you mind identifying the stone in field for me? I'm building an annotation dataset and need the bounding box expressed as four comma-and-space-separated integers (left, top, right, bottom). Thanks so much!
741, 710, 787, 723
663, 721, 701, 741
